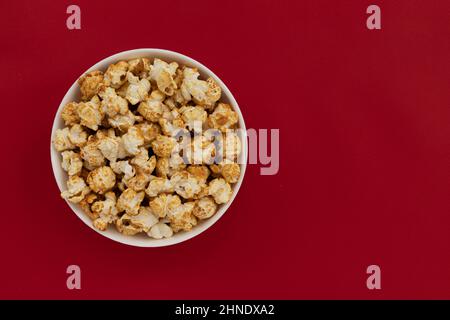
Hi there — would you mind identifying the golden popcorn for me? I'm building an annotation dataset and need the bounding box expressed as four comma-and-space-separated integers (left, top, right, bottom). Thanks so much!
78, 71, 104, 101
207, 103, 238, 132
116, 188, 145, 216
150, 194, 182, 218
54, 56, 243, 238
92, 192, 119, 231
122, 126, 144, 155
145, 176, 173, 197
170, 171, 203, 199
208, 178, 232, 204
86, 166, 116, 194
60, 175, 90, 203
53, 127, 75, 152
61, 151, 83, 176
125, 72, 151, 105
193, 196, 217, 220
77, 95, 103, 131
148, 223, 173, 239
167, 201, 197, 232
149, 58, 178, 96
104, 61, 129, 89
61, 102, 80, 126
151, 134, 177, 158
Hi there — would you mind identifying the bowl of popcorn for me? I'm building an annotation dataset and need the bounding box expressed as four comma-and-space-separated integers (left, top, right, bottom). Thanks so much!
51, 49, 247, 247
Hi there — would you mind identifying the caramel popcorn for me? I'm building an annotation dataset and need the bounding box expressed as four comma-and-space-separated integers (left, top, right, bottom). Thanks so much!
77, 95, 103, 131
207, 103, 238, 132
151, 134, 177, 158
53, 127, 75, 152
122, 126, 144, 155
61, 102, 80, 126
125, 72, 151, 105
208, 178, 232, 204
68, 124, 88, 147
149, 58, 178, 96
86, 166, 116, 194
92, 192, 118, 231
61, 151, 83, 176
149, 194, 182, 218
148, 222, 173, 239
167, 201, 197, 232
54, 56, 243, 239
61, 175, 90, 203
99, 86, 128, 117
104, 61, 129, 89
116, 188, 145, 215
78, 71, 104, 101
193, 196, 217, 219
145, 176, 173, 197
170, 171, 203, 199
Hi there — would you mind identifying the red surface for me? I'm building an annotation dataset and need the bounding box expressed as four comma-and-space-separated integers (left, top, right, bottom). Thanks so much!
1, 0, 449, 299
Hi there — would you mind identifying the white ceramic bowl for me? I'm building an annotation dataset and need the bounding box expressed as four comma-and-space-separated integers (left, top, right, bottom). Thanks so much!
50, 49, 247, 247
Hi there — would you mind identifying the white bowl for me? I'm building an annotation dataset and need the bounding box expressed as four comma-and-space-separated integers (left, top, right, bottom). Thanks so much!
50, 48, 247, 247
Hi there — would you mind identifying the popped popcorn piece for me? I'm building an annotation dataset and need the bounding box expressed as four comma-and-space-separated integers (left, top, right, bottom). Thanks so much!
104, 61, 129, 89
202, 77, 222, 109
126, 72, 151, 104
128, 58, 151, 78
136, 122, 160, 144
180, 67, 208, 103
155, 155, 187, 178
91, 192, 118, 231
61, 102, 80, 126
207, 103, 238, 132
145, 176, 173, 197
116, 214, 142, 235
99, 87, 128, 117
108, 110, 136, 132
209, 160, 240, 184
80, 136, 106, 169
151, 135, 177, 158
79, 193, 98, 220
187, 165, 210, 184
77, 95, 103, 131
78, 71, 104, 101
221, 162, 241, 183
185, 135, 216, 165
137, 93, 164, 122
130, 148, 156, 174
181, 106, 207, 132
116, 188, 145, 215
61, 151, 83, 176
223, 131, 242, 160
167, 201, 197, 232
170, 171, 202, 199
53, 127, 75, 151
193, 196, 218, 219
208, 178, 232, 204
68, 124, 88, 147
124, 170, 150, 191
149, 193, 182, 218
110, 160, 135, 180
128, 207, 159, 232
86, 166, 116, 194
61, 175, 90, 203
149, 58, 178, 96
122, 126, 144, 155
97, 132, 128, 162
158, 118, 185, 137
148, 223, 173, 239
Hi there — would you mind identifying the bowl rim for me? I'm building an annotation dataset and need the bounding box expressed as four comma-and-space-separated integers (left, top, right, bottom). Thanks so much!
50, 48, 248, 247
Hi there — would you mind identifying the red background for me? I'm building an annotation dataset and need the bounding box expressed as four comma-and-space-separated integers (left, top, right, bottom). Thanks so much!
1, 0, 449, 299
